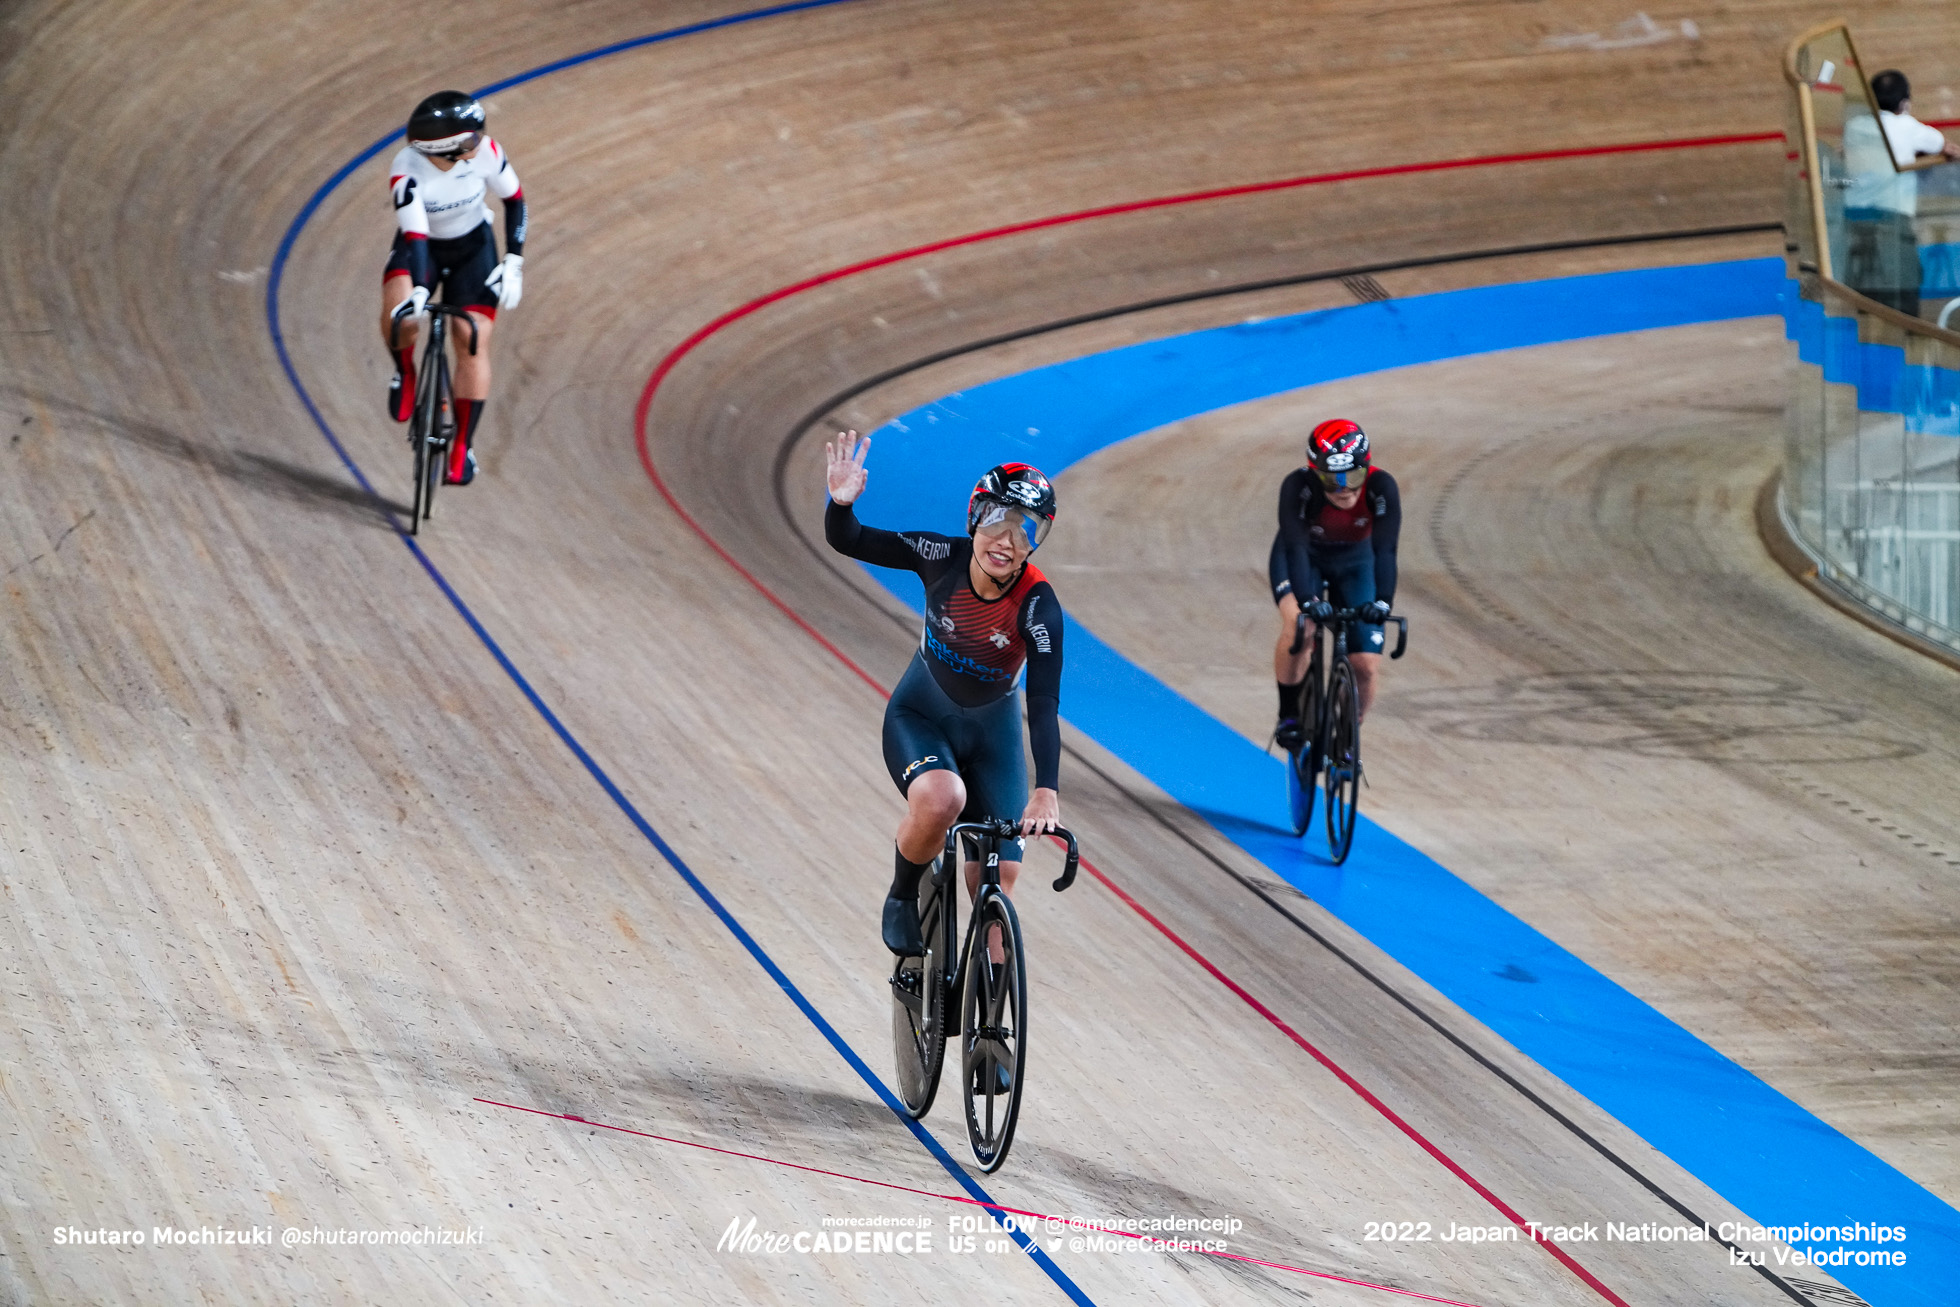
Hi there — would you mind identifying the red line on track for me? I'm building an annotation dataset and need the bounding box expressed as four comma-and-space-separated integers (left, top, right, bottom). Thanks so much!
624, 131, 1764, 1307
1074, 858, 1630, 1306
476, 1096, 1493, 1306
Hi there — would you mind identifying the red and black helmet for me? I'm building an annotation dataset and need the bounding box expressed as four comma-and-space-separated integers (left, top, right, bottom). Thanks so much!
1308, 418, 1371, 490
967, 462, 1056, 549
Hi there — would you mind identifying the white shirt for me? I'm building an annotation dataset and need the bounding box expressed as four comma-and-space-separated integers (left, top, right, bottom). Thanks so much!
1843, 110, 1946, 215
389, 138, 521, 241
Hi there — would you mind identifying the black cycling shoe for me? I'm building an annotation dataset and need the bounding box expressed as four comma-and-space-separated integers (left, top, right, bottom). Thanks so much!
1274, 716, 1307, 751
882, 894, 925, 956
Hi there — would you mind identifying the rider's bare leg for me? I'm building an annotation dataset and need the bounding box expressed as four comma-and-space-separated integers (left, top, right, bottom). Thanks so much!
1349, 651, 1381, 721
897, 769, 963, 864
451, 310, 494, 401
380, 273, 419, 355
445, 310, 496, 478
1273, 592, 1307, 686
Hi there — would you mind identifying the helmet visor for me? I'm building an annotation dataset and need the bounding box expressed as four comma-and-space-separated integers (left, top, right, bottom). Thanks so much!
409, 130, 482, 158
972, 502, 1052, 549
1316, 465, 1369, 491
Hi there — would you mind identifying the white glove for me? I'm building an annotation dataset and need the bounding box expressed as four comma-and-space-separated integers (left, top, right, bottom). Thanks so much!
391, 284, 430, 322
488, 253, 523, 310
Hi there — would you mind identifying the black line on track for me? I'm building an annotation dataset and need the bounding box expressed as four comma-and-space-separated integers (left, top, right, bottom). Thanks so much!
747, 221, 1810, 1307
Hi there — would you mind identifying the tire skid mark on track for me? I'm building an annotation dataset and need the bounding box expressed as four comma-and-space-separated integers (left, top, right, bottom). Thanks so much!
1424, 382, 1952, 868
265, 7, 1099, 1304
1763, 767, 1960, 870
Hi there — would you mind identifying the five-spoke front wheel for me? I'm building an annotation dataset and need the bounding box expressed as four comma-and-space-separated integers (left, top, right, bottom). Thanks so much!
960, 890, 1027, 1172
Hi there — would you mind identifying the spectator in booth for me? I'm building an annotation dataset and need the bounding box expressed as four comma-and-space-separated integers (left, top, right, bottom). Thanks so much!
1843, 69, 1960, 315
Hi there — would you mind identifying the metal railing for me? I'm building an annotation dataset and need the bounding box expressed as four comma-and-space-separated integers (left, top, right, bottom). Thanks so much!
1780, 21, 1960, 657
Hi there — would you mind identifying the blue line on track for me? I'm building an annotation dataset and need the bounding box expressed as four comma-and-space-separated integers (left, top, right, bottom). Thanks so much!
264, 8, 1092, 1301
852, 259, 1957, 1307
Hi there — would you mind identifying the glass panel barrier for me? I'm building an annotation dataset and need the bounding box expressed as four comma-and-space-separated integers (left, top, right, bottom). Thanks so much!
1782, 23, 1960, 656
1918, 160, 1960, 325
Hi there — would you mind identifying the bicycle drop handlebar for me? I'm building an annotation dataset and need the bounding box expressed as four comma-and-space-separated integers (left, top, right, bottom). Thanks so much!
388, 300, 480, 355
1290, 607, 1410, 660
946, 818, 1081, 893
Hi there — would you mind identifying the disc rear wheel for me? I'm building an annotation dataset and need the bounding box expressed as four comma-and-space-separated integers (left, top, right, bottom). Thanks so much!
890, 863, 949, 1118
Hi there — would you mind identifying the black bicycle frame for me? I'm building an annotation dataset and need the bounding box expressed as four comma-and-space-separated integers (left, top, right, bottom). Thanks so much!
943, 818, 1080, 978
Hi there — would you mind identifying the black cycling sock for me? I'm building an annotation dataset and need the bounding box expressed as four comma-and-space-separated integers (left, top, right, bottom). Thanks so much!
1278, 680, 1304, 718
890, 847, 931, 899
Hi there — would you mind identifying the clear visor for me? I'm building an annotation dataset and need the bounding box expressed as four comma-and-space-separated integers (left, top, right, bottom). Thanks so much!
409, 130, 482, 158
1316, 465, 1368, 491
973, 502, 1052, 549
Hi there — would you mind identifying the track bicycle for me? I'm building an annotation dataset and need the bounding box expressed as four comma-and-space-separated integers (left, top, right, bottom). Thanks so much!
890, 818, 1079, 1172
1283, 605, 1407, 863
389, 302, 478, 534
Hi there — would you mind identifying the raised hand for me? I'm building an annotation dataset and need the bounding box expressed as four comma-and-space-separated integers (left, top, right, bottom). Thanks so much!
826, 429, 870, 505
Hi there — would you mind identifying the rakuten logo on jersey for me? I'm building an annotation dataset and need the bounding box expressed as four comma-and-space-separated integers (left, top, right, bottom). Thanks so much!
924, 631, 1011, 682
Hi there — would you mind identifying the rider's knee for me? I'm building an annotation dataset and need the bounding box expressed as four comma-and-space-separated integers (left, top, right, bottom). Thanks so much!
908, 769, 966, 823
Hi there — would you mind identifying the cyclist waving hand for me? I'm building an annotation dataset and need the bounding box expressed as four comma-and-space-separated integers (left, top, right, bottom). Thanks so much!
824, 433, 1064, 956
381, 91, 527, 486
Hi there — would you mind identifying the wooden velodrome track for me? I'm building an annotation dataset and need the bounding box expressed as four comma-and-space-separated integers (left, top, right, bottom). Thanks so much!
4, 1, 1959, 1303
